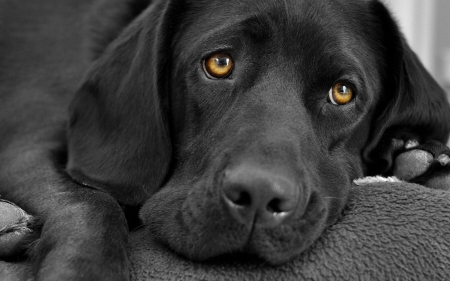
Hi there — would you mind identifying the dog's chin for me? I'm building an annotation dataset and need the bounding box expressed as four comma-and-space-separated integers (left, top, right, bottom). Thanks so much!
140, 182, 329, 265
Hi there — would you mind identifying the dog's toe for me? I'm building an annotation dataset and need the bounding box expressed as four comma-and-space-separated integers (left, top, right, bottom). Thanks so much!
393, 149, 434, 181
437, 154, 450, 166
0, 200, 35, 258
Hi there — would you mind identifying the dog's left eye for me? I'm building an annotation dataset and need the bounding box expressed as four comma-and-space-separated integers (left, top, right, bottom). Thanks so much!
327, 82, 354, 105
203, 53, 233, 79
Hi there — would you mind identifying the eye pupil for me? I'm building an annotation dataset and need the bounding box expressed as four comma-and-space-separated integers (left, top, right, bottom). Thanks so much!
215, 57, 230, 67
338, 85, 348, 94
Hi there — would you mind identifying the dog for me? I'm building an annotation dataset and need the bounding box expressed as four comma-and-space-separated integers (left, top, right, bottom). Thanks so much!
1, 0, 450, 280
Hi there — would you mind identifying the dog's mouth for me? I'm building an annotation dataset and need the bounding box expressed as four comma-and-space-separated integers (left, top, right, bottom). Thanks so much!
241, 192, 329, 264
140, 176, 330, 265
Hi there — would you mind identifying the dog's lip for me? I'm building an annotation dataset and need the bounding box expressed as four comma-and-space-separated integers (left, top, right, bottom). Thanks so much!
244, 192, 329, 265
254, 210, 293, 227
219, 191, 327, 264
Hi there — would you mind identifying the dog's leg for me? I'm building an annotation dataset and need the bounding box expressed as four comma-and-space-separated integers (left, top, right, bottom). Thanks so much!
0, 131, 129, 281
393, 140, 450, 190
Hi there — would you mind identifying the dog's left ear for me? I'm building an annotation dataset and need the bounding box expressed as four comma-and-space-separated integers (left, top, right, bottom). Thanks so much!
67, 0, 182, 205
364, 1, 450, 175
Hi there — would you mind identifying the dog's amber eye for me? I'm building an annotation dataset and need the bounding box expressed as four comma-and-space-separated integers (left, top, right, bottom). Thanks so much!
203, 53, 233, 78
328, 82, 353, 105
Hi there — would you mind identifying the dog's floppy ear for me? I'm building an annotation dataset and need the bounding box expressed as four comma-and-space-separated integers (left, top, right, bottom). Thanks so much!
364, 1, 450, 175
67, 0, 181, 205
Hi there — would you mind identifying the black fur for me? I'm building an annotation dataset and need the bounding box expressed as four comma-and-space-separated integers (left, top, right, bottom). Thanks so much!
1, 0, 449, 279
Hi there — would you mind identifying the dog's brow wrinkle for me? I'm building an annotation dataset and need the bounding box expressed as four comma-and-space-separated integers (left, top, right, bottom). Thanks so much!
254, 12, 263, 26
282, 0, 290, 19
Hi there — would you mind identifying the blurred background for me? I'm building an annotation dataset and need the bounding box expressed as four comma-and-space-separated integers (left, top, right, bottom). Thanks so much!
382, 0, 450, 98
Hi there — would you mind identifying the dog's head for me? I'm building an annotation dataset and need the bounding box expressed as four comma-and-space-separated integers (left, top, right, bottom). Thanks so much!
67, 0, 450, 264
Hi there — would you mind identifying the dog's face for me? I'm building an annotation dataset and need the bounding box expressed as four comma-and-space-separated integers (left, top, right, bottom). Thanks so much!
148, 0, 382, 263
67, 0, 450, 264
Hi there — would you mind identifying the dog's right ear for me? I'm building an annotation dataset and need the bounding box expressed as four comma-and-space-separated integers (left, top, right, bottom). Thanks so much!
67, 0, 182, 205
363, 1, 450, 175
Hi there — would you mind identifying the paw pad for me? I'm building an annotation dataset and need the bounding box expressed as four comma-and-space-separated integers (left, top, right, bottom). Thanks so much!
404, 139, 419, 149
0, 200, 34, 258
393, 149, 434, 181
437, 154, 450, 166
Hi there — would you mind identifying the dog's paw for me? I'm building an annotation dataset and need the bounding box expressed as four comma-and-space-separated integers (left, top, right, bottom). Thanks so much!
393, 140, 450, 190
0, 199, 36, 259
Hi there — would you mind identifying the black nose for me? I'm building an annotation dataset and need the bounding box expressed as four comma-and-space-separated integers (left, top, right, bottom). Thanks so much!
221, 164, 299, 227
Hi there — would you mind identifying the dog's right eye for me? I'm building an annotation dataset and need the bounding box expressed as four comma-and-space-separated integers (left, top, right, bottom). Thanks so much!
203, 53, 233, 79
327, 82, 354, 105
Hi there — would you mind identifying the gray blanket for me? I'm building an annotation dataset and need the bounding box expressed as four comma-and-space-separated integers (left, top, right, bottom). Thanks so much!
2, 182, 449, 280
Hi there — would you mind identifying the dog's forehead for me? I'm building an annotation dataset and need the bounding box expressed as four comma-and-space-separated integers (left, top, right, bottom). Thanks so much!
185, 0, 370, 26
178, 0, 375, 52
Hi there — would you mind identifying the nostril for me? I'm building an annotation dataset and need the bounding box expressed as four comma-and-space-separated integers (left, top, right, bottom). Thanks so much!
225, 187, 252, 207
232, 191, 251, 207
267, 198, 283, 213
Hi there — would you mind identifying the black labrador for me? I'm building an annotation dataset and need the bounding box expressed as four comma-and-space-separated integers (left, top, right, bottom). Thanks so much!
1, 0, 450, 280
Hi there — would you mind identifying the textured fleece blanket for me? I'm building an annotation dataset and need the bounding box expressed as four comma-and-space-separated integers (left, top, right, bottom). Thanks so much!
1, 182, 449, 280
